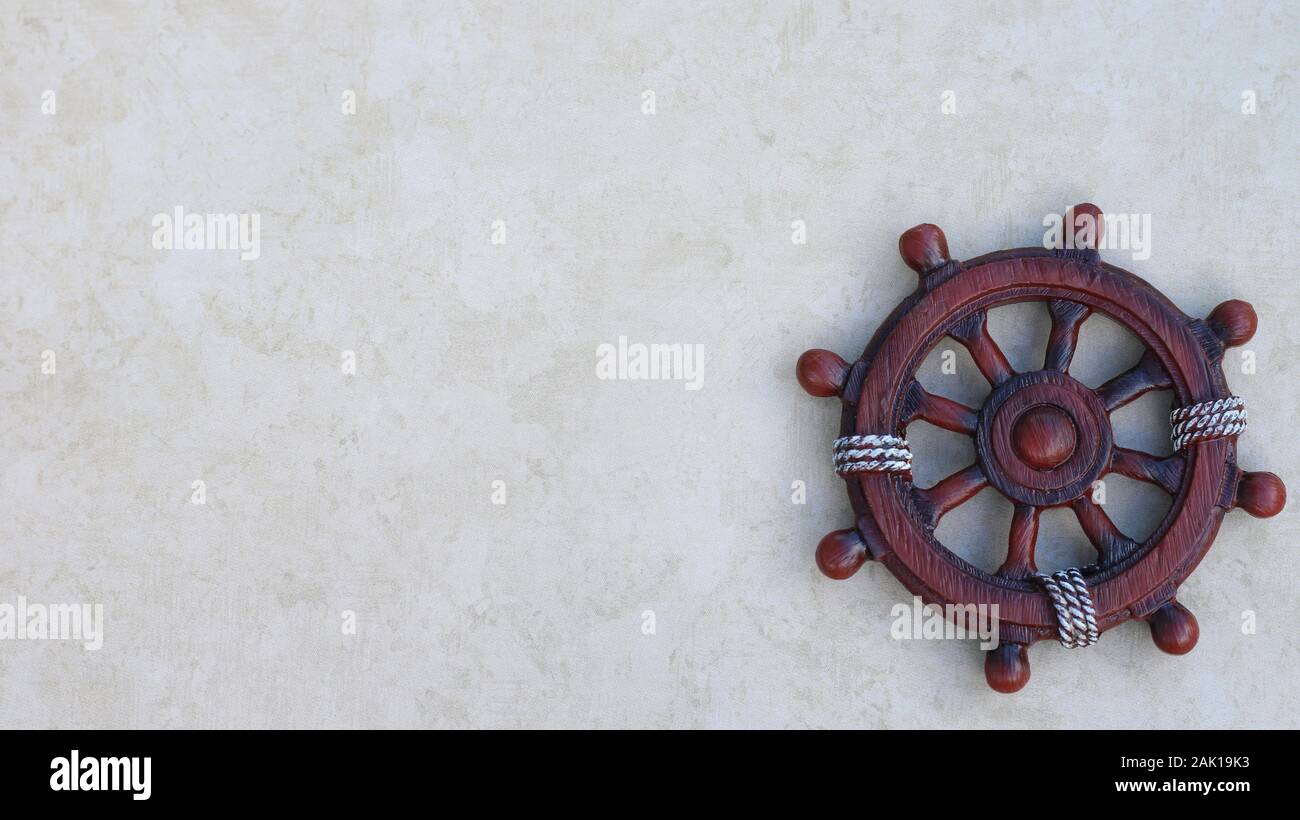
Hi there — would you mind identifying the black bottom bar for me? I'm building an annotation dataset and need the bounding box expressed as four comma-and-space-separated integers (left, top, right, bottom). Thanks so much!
4, 729, 1282, 806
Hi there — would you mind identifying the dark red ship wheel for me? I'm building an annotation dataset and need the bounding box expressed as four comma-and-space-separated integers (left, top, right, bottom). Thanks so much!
797, 203, 1286, 692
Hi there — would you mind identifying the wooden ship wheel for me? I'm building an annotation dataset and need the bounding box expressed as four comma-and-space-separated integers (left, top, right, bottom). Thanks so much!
796, 203, 1287, 693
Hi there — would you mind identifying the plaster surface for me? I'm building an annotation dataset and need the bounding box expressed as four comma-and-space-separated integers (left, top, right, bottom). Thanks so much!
0, 1, 1296, 728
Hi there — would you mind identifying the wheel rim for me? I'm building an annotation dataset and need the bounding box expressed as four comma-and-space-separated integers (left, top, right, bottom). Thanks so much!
845, 251, 1231, 636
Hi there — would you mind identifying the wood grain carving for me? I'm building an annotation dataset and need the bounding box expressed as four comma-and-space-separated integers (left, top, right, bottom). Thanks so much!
798, 203, 1287, 692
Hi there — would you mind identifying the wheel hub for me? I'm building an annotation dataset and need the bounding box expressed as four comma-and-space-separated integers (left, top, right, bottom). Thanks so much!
1011, 405, 1077, 470
976, 369, 1113, 507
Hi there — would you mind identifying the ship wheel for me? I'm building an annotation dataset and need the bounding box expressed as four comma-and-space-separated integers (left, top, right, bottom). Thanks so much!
796, 203, 1286, 693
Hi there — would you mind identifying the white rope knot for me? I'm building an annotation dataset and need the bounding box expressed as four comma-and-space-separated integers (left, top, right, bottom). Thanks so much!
1034, 568, 1099, 648
833, 434, 912, 476
1170, 395, 1246, 451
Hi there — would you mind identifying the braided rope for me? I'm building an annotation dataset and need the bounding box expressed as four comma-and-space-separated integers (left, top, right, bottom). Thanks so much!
833, 434, 912, 476
1170, 396, 1247, 450
1033, 568, 1099, 648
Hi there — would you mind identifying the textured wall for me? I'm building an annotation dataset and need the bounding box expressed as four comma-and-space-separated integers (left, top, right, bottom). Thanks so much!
0, 1, 1296, 728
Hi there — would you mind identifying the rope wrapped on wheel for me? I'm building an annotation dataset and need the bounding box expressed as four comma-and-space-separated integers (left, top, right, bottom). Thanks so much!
1033, 568, 1100, 648
833, 434, 912, 476
1170, 396, 1246, 451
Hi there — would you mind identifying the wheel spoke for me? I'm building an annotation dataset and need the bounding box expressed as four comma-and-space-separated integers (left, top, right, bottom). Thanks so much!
1070, 496, 1138, 562
1110, 447, 1185, 495
948, 311, 1015, 387
914, 465, 987, 530
1095, 350, 1170, 412
998, 504, 1040, 579
1044, 300, 1091, 372
902, 381, 978, 435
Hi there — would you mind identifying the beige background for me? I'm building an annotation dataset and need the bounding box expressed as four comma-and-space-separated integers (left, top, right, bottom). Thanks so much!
1, 1, 1296, 728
